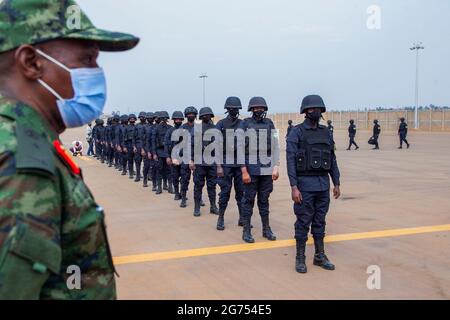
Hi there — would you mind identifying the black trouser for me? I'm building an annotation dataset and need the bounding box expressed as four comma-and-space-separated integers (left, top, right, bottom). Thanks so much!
294, 190, 330, 242
193, 165, 217, 204
171, 164, 182, 193
400, 133, 409, 147
373, 134, 379, 148
143, 155, 151, 178
217, 166, 244, 214
241, 175, 273, 223
348, 135, 359, 149
156, 157, 169, 186
95, 142, 103, 158
180, 164, 191, 194
134, 147, 143, 178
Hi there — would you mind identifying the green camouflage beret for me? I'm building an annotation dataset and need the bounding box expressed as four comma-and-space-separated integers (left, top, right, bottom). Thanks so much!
0, 0, 139, 53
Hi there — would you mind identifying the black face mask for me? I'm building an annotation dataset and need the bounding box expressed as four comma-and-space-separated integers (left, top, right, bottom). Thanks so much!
174, 121, 183, 128
187, 116, 196, 123
253, 110, 266, 120
306, 111, 322, 123
228, 109, 239, 119
129, 120, 136, 125
202, 115, 212, 124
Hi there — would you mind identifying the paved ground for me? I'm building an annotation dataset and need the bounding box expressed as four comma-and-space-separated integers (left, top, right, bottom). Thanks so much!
62, 127, 450, 300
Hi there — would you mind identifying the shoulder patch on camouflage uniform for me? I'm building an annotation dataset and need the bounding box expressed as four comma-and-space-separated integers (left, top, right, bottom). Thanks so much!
15, 123, 56, 176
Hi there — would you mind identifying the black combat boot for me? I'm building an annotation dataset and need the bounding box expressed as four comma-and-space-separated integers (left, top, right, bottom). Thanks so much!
295, 239, 308, 274
242, 221, 255, 243
313, 237, 335, 271
163, 180, 169, 191
174, 185, 181, 200
216, 208, 225, 231
210, 201, 219, 215
168, 183, 174, 194
129, 172, 134, 179
121, 168, 127, 176
193, 199, 201, 217
152, 181, 157, 192
156, 181, 163, 195
134, 170, 141, 182
143, 175, 148, 188
261, 216, 277, 241
180, 192, 187, 208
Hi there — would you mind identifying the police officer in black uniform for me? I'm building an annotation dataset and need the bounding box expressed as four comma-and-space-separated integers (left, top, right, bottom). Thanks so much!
192, 107, 219, 217
370, 119, 381, 150
239, 97, 279, 243
152, 111, 172, 194
286, 95, 341, 274
398, 117, 410, 149
327, 120, 334, 143
124, 114, 137, 179
179, 107, 198, 208
165, 111, 185, 200
133, 112, 147, 182
347, 119, 359, 150
115, 114, 128, 172
118, 114, 130, 175
104, 117, 113, 166
216, 97, 245, 230
142, 112, 155, 188
93, 118, 104, 160
110, 114, 120, 168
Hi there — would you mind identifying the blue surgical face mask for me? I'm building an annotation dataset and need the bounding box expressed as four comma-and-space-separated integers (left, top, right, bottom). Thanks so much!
36, 49, 107, 129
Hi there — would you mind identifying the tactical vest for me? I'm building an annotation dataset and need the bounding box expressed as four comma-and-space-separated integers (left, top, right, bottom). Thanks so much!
125, 125, 134, 141
156, 123, 170, 148
296, 124, 332, 176
245, 117, 273, 154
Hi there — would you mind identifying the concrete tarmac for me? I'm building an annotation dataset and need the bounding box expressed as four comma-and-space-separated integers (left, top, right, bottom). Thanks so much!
62, 127, 450, 300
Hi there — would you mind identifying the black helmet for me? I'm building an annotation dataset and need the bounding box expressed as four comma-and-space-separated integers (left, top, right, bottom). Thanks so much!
159, 111, 170, 119
248, 96, 268, 112
94, 118, 102, 125
138, 111, 147, 118
128, 114, 137, 121
224, 96, 242, 109
288, 120, 293, 125
350, 119, 355, 124
327, 120, 332, 124
199, 107, 214, 118
184, 106, 198, 117
374, 119, 379, 124
172, 111, 185, 120
113, 114, 120, 122
300, 95, 326, 114
120, 114, 129, 122
98, 119, 104, 126
400, 117, 405, 122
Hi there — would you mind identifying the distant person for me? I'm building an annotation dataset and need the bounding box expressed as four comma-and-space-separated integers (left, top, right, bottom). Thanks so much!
70, 141, 84, 157
86, 123, 94, 156
327, 120, 334, 144
398, 117, 410, 149
286, 120, 294, 138
369, 119, 381, 150
347, 119, 359, 150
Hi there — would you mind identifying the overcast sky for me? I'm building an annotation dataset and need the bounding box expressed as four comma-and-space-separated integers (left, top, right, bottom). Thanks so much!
78, 0, 450, 114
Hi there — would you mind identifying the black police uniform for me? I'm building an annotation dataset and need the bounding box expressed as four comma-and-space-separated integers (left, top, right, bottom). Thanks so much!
370, 122, 381, 149
239, 103, 278, 243
347, 122, 359, 150
152, 118, 172, 193
165, 113, 184, 199
398, 120, 410, 148
124, 120, 136, 178
142, 113, 155, 187
216, 115, 244, 225
133, 115, 147, 182
192, 119, 219, 216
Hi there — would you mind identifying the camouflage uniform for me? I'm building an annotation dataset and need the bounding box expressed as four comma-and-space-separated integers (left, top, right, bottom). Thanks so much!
0, 0, 139, 299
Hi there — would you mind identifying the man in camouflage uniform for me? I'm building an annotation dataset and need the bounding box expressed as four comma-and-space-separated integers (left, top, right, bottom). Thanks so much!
0, 0, 139, 299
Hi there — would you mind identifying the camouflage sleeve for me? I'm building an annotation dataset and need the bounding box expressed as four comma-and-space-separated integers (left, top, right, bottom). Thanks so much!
0, 119, 62, 300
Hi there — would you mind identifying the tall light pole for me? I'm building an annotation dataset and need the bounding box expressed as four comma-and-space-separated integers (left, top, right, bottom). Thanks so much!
410, 42, 424, 129
199, 73, 208, 107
